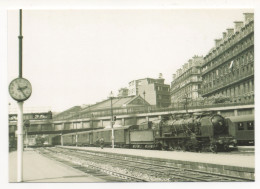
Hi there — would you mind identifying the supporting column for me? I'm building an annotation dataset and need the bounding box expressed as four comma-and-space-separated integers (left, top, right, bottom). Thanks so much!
61, 134, 63, 146
76, 133, 78, 147
234, 109, 238, 116
74, 122, 78, 146
17, 101, 24, 182
133, 117, 137, 125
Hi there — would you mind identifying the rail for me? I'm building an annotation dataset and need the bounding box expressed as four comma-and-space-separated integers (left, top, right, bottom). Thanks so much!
36, 147, 254, 182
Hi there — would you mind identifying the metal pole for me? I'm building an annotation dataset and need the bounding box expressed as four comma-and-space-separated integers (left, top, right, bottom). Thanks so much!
143, 91, 146, 112
18, 9, 23, 78
110, 97, 114, 148
76, 124, 78, 147
17, 9, 24, 183
17, 101, 24, 182
25, 128, 28, 149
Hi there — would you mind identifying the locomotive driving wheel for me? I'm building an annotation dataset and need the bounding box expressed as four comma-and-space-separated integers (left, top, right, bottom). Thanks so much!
223, 144, 230, 152
209, 144, 218, 153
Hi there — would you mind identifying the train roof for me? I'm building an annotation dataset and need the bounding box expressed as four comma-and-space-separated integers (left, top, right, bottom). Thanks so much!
227, 114, 254, 122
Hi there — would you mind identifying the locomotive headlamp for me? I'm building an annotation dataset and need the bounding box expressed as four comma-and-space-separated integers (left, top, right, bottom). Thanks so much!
218, 139, 223, 144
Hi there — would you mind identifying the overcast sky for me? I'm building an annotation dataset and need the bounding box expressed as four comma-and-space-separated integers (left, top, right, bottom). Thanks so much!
7, 9, 253, 112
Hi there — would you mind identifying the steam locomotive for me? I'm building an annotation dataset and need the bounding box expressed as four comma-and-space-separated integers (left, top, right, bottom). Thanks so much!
55, 112, 237, 153
152, 113, 237, 152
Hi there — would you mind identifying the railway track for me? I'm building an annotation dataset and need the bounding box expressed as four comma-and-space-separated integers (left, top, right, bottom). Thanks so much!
36, 147, 254, 182
36, 148, 146, 182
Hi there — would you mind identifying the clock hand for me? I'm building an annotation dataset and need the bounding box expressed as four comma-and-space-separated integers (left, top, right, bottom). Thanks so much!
20, 89, 27, 98
17, 84, 27, 91
17, 86, 27, 97
21, 86, 28, 90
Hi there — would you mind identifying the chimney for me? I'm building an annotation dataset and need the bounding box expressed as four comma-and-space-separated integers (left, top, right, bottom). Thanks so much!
172, 74, 176, 80
222, 32, 227, 39
184, 63, 188, 70
193, 55, 204, 66
227, 28, 234, 37
215, 39, 222, 46
158, 73, 163, 79
188, 61, 193, 68
234, 21, 244, 32
243, 13, 254, 24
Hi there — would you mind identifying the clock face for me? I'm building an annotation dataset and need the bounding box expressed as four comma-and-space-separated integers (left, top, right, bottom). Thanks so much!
9, 78, 32, 102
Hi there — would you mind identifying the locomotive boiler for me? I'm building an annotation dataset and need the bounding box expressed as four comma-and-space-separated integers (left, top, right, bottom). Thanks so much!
153, 113, 237, 152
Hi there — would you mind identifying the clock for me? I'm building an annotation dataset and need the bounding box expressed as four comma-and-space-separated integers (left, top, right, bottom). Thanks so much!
9, 78, 32, 102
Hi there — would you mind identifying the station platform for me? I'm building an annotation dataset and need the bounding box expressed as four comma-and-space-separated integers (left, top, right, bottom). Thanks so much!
9, 148, 105, 183
60, 146, 255, 168
58, 146, 255, 180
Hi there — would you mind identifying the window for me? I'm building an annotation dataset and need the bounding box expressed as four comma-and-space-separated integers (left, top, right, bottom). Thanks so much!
237, 122, 244, 130
247, 122, 254, 130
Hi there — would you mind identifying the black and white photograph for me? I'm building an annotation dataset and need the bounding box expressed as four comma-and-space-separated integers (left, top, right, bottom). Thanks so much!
1, 0, 258, 186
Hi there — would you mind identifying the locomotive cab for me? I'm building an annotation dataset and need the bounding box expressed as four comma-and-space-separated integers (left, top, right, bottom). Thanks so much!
211, 114, 228, 135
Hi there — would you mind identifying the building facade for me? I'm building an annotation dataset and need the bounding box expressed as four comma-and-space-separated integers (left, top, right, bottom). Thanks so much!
170, 55, 203, 103
201, 13, 254, 103
128, 74, 171, 107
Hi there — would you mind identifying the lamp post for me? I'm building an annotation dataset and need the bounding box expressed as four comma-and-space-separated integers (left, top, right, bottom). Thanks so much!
76, 123, 78, 147
143, 91, 146, 112
109, 91, 115, 149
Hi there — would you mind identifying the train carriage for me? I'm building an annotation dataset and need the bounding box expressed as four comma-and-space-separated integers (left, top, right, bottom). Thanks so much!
92, 125, 136, 147
130, 130, 155, 149
228, 115, 254, 145
77, 133, 91, 146
52, 135, 61, 145
63, 133, 75, 146
62, 125, 137, 147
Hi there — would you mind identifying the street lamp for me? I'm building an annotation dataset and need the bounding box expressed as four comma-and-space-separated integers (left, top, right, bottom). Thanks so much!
109, 91, 115, 148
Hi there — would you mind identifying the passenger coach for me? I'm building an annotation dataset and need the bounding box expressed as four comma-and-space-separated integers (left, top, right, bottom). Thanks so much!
228, 114, 254, 145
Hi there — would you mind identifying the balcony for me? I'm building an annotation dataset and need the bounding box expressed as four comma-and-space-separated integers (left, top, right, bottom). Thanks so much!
202, 68, 254, 96
202, 40, 254, 76
203, 31, 254, 72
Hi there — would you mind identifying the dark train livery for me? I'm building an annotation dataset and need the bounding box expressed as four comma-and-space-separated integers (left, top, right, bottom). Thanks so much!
228, 114, 254, 145
56, 112, 238, 152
